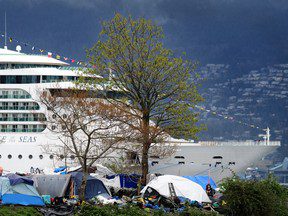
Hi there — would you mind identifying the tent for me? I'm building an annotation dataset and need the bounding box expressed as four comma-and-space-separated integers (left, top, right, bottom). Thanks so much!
69, 172, 110, 200
0, 175, 44, 206
183, 176, 217, 190
32, 174, 71, 197
141, 175, 211, 203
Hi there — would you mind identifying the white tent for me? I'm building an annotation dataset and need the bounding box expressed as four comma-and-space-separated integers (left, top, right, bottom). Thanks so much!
141, 175, 211, 203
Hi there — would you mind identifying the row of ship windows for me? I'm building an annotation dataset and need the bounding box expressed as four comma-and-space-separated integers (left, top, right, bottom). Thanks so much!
0, 64, 60, 70
0, 102, 40, 110
0, 154, 76, 160
0, 89, 31, 99
0, 124, 46, 132
0, 113, 46, 122
0, 75, 78, 84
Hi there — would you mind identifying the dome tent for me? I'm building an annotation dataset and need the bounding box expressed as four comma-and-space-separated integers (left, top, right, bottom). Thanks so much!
0, 174, 44, 206
141, 175, 211, 203
69, 172, 110, 200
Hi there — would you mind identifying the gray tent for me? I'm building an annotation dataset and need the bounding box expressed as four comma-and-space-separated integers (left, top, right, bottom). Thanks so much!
32, 174, 71, 197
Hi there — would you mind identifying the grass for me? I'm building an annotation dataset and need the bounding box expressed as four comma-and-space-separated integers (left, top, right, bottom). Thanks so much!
0, 206, 42, 216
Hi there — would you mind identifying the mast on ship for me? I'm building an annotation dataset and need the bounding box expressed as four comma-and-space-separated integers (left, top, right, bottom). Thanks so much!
258, 127, 270, 145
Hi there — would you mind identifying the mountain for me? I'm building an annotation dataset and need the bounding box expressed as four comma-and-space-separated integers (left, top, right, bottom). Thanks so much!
197, 64, 288, 159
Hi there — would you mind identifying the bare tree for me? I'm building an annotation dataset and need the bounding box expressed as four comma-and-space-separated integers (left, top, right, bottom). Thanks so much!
39, 89, 125, 200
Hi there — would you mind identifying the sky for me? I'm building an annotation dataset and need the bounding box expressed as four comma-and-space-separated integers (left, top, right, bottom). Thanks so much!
1, 0, 288, 66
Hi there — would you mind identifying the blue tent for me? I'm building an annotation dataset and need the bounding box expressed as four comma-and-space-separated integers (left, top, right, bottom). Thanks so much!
0, 176, 44, 206
183, 176, 217, 190
70, 172, 110, 200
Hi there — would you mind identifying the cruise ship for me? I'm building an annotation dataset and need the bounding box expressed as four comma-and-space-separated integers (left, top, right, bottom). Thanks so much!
0, 46, 280, 181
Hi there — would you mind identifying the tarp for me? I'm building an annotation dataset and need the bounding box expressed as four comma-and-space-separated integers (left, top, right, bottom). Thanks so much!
182, 176, 217, 190
141, 175, 211, 203
2, 194, 44, 206
91, 174, 121, 188
0, 176, 44, 206
6, 173, 34, 186
70, 172, 110, 200
32, 174, 71, 197
67, 164, 115, 176
106, 174, 141, 189
54, 166, 67, 173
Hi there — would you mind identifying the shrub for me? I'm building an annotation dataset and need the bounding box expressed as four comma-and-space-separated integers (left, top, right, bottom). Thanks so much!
220, 175, 288, 216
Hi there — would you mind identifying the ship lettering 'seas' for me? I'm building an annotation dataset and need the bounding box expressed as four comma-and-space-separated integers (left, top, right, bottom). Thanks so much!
19, 136, 36, 142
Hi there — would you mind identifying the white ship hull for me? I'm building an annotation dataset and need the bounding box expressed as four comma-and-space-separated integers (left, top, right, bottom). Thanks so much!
0, 132, 279, 182
149, 143, 279, 182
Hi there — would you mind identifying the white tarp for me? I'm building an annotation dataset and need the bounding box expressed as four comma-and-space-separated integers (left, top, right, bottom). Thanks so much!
141, 175, 211, 203
91, 174, 121, 189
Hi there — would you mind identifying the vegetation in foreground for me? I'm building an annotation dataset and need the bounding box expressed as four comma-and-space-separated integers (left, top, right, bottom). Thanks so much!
220, 175, 288, 216
77, 204, 219, 216
0, 206, 42, 216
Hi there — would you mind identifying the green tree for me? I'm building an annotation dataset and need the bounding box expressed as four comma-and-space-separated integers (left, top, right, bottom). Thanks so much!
220, 175, 288, 216
84, 13, 203, 184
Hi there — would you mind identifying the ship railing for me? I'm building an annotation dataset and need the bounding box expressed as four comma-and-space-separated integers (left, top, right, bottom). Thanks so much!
59, 66, 81, 70
199, 141, 281, 146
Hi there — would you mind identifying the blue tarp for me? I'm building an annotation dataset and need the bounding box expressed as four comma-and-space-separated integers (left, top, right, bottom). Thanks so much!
6, 174, 34, 186
70, 172, 109, 200
183, 176, 217, 190
107, 174, 141, 189
2, 194, 44, 206
54, 166, 68, 173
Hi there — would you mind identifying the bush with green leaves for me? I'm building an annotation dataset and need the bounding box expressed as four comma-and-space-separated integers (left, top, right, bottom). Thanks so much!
220, 175, 288, 216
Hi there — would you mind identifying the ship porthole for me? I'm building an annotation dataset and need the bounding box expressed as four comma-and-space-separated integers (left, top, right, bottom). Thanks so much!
18, 155, 22, 159
52, 114, 56, 119
28, 155, 33, 159
39, 155, 43, 159
60, 155, 64, 160
8, 154, 12, 159
70, 155, 75, 160
49, 155, 54, 159
51, 125, 56, 130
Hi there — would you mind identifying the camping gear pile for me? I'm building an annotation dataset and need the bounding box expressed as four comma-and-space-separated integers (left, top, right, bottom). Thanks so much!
0, 167, 222, 215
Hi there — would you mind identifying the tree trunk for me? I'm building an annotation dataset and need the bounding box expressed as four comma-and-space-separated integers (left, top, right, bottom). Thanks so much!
141, 115, 150, 185
141, 142, 150, 185
79, 164, 88, 201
